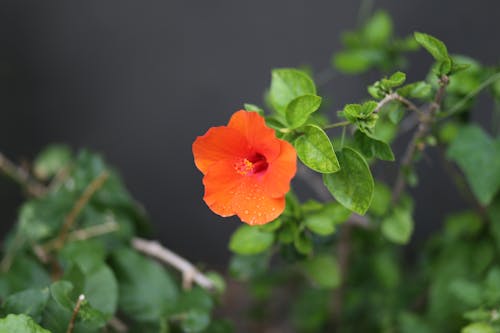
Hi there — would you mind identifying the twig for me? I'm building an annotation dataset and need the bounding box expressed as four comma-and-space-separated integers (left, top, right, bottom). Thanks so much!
66, 294, 85, 333
0, 152, 46, 197
68, 219, 119, 242
392, 75, 449, 203
373, 92, 421, 115
131, 237, 215, 291
54, 171, 109, 250
107, 317, 129, 332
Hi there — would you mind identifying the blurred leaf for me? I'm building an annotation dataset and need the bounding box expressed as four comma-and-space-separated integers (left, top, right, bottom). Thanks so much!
229, 225, 274, 255
294, 232, 313, 255
449, 279, 482, 307
1, 289, 49, 322
292, 288, 329, 332
414, 32, 451, 74
461, 322, 495, 333
444, 211, 482, 240
111, 248, 179, 322
447, 125, 500, 205
179, 310, 210, 333
363, 11, 393, 46
333, 49, 384, 74
300, 255, 340, 289
285, 95, 322, 129
323, 147, 374, 215
369, 182, 392, 217
381, 71, 406, 89
269, 69, 316, 114
0, 314, 51, 333
397, 81, 432, 99
33, 144, 72, 180
381, 206, 414, 244
0, 255, 51, 297
304, 214, 336, 236
229, 254, 269, 280
294, 125, 340, 173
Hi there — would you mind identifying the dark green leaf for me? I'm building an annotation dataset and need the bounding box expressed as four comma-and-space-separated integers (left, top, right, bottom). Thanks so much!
111, 248, 179, 322
229, 254, 269, 280
1, 289, 49, 321
292, 288, 329, 332
447, 125, 500, 205
229, 225, 274, 255
0, 314, 51, 333
295, 125, 340, 173
285, 95, 322, 129
323, 147, 374, 215
353, 131, 395, 161
300, 255, 340, 289
269, 69, 316, 114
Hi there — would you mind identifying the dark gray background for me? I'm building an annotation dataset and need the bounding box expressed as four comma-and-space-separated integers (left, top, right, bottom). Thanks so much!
1, 1, 498, 266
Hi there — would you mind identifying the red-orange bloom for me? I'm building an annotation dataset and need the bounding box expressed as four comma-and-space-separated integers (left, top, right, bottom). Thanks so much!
193, 110, 297, 225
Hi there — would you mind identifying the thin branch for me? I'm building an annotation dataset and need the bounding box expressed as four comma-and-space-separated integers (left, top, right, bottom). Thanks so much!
107, 317, 129, 332
392, 75, 449, 203
0, 152, 46, 197
66, 294, 85, 333
373, 92, 421, 115
131, 237, 215, 291
54, 171, 110, 250
68, 219, 119, 242
323, 121, 350, 130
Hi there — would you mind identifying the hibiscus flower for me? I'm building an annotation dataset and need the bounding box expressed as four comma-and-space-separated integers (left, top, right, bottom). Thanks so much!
193, 110, 297, 225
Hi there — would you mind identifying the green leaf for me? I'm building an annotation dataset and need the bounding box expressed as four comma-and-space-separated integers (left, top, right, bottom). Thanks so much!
363, 11, 393, 46
381, 207, 414, 244
353, 131, 395, 161
269, 69, 316, 114
294, 125, 340, 173
414, 32, 449, 62
229, 225, 274, 255
285, 95, 322, 129
180, 310, 210, 333
0, 314, 51, 333
323, 147, 374, 215
1, 289, 49, 322
294, 232, 313, 255
173, 287, 214, 333
414, 32, 451, 74
0, 255, 51, 297
229, 253, 269, 280
111, 248, 179, 322
33, 144, 72, 180
292, 288, 330, 333
300, 255, 340, 289
333, 49, 384, 74
244, 103, 264, 114
369, 182, 392, 217
461, 322, 495, 333
304, 214, 336, 236
381, 71, 406, 89
447, 125, 500, 205
397, 81, 432, 99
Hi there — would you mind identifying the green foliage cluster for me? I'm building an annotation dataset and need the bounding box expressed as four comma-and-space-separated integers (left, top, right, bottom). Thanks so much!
2, 7, 500, 333
0, 150, 227, 332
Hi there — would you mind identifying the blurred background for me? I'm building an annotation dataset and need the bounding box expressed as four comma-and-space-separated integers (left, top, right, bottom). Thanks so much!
1, 0, 499, 267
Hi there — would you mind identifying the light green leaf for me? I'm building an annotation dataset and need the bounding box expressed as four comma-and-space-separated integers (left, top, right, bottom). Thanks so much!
0, 314, 51, 333
381, 71, 406, 89
323, 147, 374, 215
243, 103, 264, 114
363, 11, 393, 46
269, 69, 316, 114
285, 95, 322, 128
333, 49, 384, 74
33, 144, 72, 180
381, 207, 414, 244
300, 255, 340, 289
414, 32, 449, 61
397, 81, 432, 99
229, 225, 274, 255
294, 125, 340, 173
353, 130, 395, 161
447, 125, 500, 205
294, 232, 313, 255
461, 322, 495, 333
304, 214, 336, 236
369, 182, 392, 217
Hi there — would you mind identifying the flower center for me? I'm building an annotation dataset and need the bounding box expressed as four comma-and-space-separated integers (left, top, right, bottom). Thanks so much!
235, 153, 268, 176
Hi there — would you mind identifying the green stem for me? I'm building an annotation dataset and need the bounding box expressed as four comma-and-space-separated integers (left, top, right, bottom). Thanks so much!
323, 121, 350, 130
340, 126, 347, 148
440, 71, 500, 119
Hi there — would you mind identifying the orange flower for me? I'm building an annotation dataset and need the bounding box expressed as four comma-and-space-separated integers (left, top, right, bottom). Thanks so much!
193, 110, 297, 225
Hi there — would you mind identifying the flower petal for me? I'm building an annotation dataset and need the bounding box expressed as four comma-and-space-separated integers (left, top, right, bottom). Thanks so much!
192, 126, 249, 175
228, 110, 280, 162
262, 139, 297, 197
203, 160, 285, 225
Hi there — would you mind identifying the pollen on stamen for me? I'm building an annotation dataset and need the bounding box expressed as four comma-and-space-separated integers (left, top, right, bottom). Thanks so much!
235, 158, 254, 175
